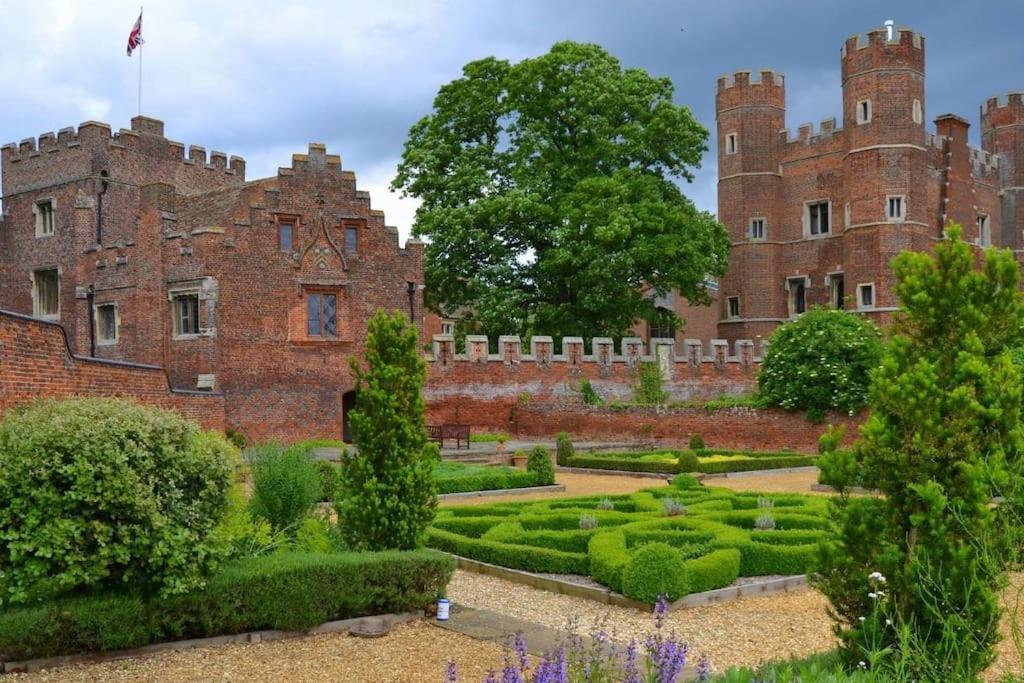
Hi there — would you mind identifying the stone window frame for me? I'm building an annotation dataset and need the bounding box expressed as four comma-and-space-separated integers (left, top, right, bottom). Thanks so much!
726, 295, 740, 320
857, 282, 876, 311
341, 219, 364, 255
33, 197, 56, 238
856, 99, 872, 125
977, 214, 991, 247
167, 281, 209, 340
275, 213, 300, 254
785, 275, 810, 318
304, 286, 342, 340
886, 195, 906, 222
749, 217, 766, 240
94, 302, 119, 346
912, 99, 923, 125
724, 132, 738, 155
441, 320, 455, 336
844, 203, 851, 229
32, 266, 60, 320
826, 271, 845, 310
803, 199, 832, 238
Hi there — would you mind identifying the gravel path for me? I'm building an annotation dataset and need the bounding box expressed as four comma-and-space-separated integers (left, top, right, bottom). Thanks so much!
701, 468, 828, 495
441, 471, 667, 507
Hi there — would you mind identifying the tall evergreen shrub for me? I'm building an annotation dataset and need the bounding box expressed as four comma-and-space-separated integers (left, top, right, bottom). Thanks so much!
335, 310, 438, 550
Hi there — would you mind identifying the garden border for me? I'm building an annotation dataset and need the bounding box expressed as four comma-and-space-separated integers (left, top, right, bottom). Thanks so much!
439, 484, 566, 501
701, 465, 820, 479
1, 612, 420, 674
555, 466, 673, 480
454, 555, 807, 611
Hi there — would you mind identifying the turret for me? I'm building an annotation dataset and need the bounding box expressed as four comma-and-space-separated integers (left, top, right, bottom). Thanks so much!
981, 93, 1024, 247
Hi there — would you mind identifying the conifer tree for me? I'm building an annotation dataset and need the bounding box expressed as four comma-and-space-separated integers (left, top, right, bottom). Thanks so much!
816, 224, 1024, 678
335, 310, 438, 550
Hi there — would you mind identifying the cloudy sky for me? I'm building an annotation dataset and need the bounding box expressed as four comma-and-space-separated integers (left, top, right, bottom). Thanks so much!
2, 1, 1023, 242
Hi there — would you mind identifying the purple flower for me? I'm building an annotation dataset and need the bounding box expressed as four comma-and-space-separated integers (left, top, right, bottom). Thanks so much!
654, 594, 670, 630
695, 655, 711, 682
512, 631, 529, 673
445, 660, 458, 683
622, 640, 640, 683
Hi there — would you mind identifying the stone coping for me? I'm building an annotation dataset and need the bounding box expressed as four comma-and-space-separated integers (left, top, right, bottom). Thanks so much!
700, 465, 820, 479
555, 466, 673, 480
2, 612, 419, 674
439, 484, 566, 501
454, 555, 806, 611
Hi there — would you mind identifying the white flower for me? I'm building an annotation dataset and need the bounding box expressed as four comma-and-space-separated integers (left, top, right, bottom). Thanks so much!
858, 661, 867, 669
885, 618, 893, 626
858, 616, 866, 622
868, 592, 877, 599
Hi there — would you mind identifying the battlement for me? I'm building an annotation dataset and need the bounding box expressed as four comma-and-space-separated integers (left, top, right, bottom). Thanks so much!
969, 146, 1000, 172
779, 117, 843, 145
1, 117, 245, 193
716, 70, 785, 111
278, 143, 344, 177
716, 70, 784, 92
841, 26, 924, 80
981, 92, 1024, 128
429, 335, 765, 369
841, 26, 924, 57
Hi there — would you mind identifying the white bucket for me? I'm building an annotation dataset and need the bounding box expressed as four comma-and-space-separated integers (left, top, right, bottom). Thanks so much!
437, 598, 450, 621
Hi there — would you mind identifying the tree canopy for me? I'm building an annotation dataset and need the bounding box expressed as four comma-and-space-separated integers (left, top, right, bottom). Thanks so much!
392, 41, 729, 340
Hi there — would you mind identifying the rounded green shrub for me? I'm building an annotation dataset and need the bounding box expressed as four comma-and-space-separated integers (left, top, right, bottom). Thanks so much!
621, 542, 688, 603
248, 444, 322, 533
315, 460, 341, 502
676, 450, 700, 472
0, 398, 235, 606
688, 434, 706, 450
555, 432, 575, 466
757, 307, 882, 414
527, 446, 555, 485
671, 473, 701, 490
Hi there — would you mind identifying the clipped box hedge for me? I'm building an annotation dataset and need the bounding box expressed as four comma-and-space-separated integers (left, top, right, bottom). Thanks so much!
435, 464, 541, 494
565, 448, 817, 475
426, 477, 829, 603
0, 550, 455, 662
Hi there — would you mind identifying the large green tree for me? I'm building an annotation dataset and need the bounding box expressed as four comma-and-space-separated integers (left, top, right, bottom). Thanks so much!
392, 41, 728, 339
816, 225, 1024, 679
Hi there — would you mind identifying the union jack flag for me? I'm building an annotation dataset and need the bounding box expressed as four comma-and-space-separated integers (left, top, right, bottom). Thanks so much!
126, 11, 144, 56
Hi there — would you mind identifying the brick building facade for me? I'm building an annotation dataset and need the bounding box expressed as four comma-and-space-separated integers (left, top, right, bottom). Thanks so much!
716, 24, 1021, 342
0, 116, 425, 442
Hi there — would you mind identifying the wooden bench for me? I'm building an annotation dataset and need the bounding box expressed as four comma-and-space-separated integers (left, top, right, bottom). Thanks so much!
428, 424, 470, 450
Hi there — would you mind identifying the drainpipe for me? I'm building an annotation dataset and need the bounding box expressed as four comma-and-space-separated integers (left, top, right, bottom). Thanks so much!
406, 281, 416, 322
86, 285, 96, 357
96, 171, 109, 244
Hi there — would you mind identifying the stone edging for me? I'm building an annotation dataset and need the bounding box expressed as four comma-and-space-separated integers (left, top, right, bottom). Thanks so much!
454, 555, 807, 611
1, 612, 420, 674
700, 465, 820, 479
439, 484, 566, 500
555, 466, 672, 480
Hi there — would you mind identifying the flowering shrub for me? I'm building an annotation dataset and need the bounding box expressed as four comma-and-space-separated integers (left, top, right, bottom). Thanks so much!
579, 514, 598, 531
662, 498, 686, 517
754, 514, 776, 531
757, 307, 882, 417
445, 596, 711, 682
597, 498, 615, 511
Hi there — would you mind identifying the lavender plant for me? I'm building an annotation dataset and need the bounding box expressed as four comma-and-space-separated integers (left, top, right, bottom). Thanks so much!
754, 513, 776, 531
445, 595, 711, 682
579, 514, 598, 531
662, 498, 686, 517
597, 498, 615, 511
756, 497, 774, 509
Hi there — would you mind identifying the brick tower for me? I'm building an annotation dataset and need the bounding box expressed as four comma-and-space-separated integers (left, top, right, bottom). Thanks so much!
981, 93, 1024, 249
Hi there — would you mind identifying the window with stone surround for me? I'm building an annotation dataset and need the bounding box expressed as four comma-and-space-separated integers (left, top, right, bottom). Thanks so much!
34, 199, 55, 237
749, 218, 765, 240
279, 221, 294, 252
344, 224, 359, 253
858, 283, 875, 310
441, 321, 454, 336
727, 296, 740, 319
787, 277, 807, 317
977, 214, 991, 247
887, 196, 905, 221
306, 291, 338, 337
805, 201, 830, 236
857, 99, 872, 125
32, 268, 59, 319
172, 292, 201, 337
828, 273, 845, 310
913, 99, 923, 124
648, 306, 676, 341
95, 303, 118, 345
725, 133, 738, 155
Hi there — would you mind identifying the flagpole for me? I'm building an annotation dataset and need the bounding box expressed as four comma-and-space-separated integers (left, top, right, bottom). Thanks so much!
137, 7, 143, 115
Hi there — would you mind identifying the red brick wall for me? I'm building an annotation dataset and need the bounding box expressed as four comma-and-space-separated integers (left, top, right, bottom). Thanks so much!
0, 310, 224, 431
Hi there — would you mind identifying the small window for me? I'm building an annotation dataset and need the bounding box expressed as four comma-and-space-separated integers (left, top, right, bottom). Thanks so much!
172, 293, 201, 336
441, 321, 454, 336
857, 99, 872, 125
279, 221, 294, 252
725, 133, 738, 155
95, 303, 118, 344
977, 215, 991, 247
749, 218, 765, 240
844, 203, 851, 229
307, 292, 338, 337
788, 278, 807, 317
807, 201, 830, 236
727, 296, 740, 319
345, 226, 359, 253
912, 99, 923, 124
887, 196, 905, 221
34, 200, 55, 237
858, 283, 875, 310
829, 274, 845, 310
32, 268, 59, 318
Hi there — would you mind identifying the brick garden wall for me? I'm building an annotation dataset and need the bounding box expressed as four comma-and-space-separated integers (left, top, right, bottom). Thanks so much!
0, 310, 224, 431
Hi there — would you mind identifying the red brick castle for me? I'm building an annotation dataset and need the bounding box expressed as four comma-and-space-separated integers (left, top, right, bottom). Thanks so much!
716, 23, 1023, 342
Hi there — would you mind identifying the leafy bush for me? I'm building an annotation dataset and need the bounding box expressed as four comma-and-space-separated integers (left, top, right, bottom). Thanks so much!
225, 427, 248, 450
0, 398, 235, 606
758, 307, 883, 414
336, 310, 437, 551
248, 444, 322, 533
527, 446, 555, 485
634, 361, 668, 405
688, 434, 706, 450
621, 542, 688, 603
555, 431, 575, 466
817, 424, 846, 454
671, 473, 701, 490
676, 450, 700, 472
0, 550, 455, 661
434, 463, 539, 494
315, 460, 341, 502
579, 379, 603, 406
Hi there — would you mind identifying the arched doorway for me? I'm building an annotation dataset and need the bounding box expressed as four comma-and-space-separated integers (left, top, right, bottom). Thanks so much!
342, 390, 357, 443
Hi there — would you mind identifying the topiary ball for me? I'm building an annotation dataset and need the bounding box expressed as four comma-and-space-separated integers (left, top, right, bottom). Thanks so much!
677, 451, 700, 473
621, 542, 689, 603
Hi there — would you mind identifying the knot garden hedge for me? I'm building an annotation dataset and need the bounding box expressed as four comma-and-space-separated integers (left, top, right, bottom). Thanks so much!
426, 478, 829, 603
